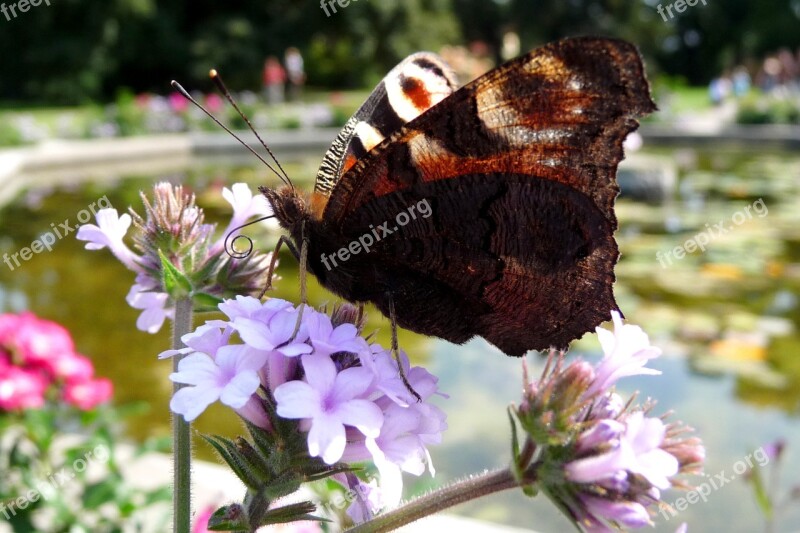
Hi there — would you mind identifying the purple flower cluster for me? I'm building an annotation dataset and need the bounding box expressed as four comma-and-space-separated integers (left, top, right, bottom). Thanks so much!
516, 312, 704, 532
163, 296, 446, 518
77, 183, 272, 333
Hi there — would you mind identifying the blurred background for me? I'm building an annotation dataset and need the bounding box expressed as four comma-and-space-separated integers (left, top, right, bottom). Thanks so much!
1, 0, 800, 531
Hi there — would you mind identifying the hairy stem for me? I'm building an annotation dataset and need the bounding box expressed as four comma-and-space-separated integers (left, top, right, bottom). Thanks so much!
172, 297, 193, 533
346, 468, 519, 533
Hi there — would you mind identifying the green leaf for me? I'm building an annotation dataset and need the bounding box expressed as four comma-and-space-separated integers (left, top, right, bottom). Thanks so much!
254, 501, 325, 528
193, 291, 224, 311
202, 435, 265, 489
159, 249, 193, 296
748, 467, 773, 518
83, 480, 119, 509
509, 407, 521, 466
143, 486, 173, 506
134, 436, 173, 457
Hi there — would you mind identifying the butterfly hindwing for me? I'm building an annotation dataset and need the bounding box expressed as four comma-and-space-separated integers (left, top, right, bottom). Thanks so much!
311, 37, 655, 355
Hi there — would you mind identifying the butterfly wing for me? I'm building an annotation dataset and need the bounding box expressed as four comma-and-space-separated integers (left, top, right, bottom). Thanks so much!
315, 37, 656, 355
314, 53, 458, 198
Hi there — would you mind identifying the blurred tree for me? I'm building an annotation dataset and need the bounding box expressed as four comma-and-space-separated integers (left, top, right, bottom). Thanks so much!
0, 0, 798, 103
306, 0, 461, 87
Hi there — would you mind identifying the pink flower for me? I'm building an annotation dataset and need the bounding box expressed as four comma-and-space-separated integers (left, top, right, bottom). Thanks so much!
12, 313, 75, 369
169, 91, 189, 112
204, 93, 223, 114
192, 504, 215, 533
48, 352, 95, 383
0, 313, 22, 344
63, 377, 113, 410
0, 367, 48, 410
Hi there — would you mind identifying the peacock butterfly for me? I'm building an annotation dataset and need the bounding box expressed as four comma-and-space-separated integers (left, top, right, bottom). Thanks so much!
261, 37, 656, 356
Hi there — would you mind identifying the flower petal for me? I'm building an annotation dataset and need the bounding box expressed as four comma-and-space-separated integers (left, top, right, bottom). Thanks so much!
308, 412, 346, 464
335, 399, 383, 439
274, 380, 320, 419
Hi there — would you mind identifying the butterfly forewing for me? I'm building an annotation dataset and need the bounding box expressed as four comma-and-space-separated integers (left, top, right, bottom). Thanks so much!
310, 37, 655, 355
314, 52, 458, 197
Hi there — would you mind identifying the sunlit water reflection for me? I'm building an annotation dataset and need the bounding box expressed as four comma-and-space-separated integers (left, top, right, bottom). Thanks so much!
1, 146, 798, 531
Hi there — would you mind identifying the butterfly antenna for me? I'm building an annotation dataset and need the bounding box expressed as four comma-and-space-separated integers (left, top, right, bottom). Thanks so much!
224, 214, 276, 259
209, 69, 294, 189
170, 80, 291, 188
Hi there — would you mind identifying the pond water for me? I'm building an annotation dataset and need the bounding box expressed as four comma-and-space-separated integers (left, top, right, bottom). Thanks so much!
1, 146, 799, 532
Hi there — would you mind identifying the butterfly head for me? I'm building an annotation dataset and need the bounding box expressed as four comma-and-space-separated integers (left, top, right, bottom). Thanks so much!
260, 185, 310, 235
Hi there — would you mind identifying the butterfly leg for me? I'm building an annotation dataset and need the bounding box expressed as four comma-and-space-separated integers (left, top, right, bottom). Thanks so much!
259, 230, 306, 343
387, 294, 422, 402
288, 236, 310, 341
260, 235, 301, 298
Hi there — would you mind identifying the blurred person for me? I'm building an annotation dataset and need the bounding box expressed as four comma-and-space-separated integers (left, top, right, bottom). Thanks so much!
284, 47, 305, 101
777, 48, 798, 94
501, 30, 520, 61
263, 56, 286, 104
756, 55, 782, 94
732, 66, 751, 97
709, 74, 731, 106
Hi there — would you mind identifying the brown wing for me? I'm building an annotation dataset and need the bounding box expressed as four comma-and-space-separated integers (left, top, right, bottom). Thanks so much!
318, 37, 655, 355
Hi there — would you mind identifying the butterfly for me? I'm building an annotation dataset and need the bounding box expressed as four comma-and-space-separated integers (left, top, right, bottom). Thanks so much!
261, 37, 656, 357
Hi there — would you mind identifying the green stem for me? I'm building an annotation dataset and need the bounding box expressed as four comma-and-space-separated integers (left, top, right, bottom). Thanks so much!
172, 297, 193, 533
346, 468, 519, 533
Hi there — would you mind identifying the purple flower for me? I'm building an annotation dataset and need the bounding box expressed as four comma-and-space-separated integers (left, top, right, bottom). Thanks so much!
587, 310, 662, 396
340, 475, 385, 525
579, 495, 651, 530
169, 345, 268, 422
303, 312, 369, 359
218, 295, 292, 323
233, 308, 312, 358
209, 183, 274, 257
515, 312, 703, 532
78, 183, 272, 334
158, 323, 232, 360
274, 354, 383, 464
565, 412, 678, 491
76, 208, 141, 271
573, 419, 625, 455
619, 412, 679, 490
126, 282, 172, 334
165, 297, 448, 517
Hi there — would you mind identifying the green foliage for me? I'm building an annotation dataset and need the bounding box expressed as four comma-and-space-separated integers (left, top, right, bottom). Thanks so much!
736, 96, 800, 125
2, 1, 798, 103
202, 399, 351, 531
0, 120, 24, 146
0, 404, 172, 532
